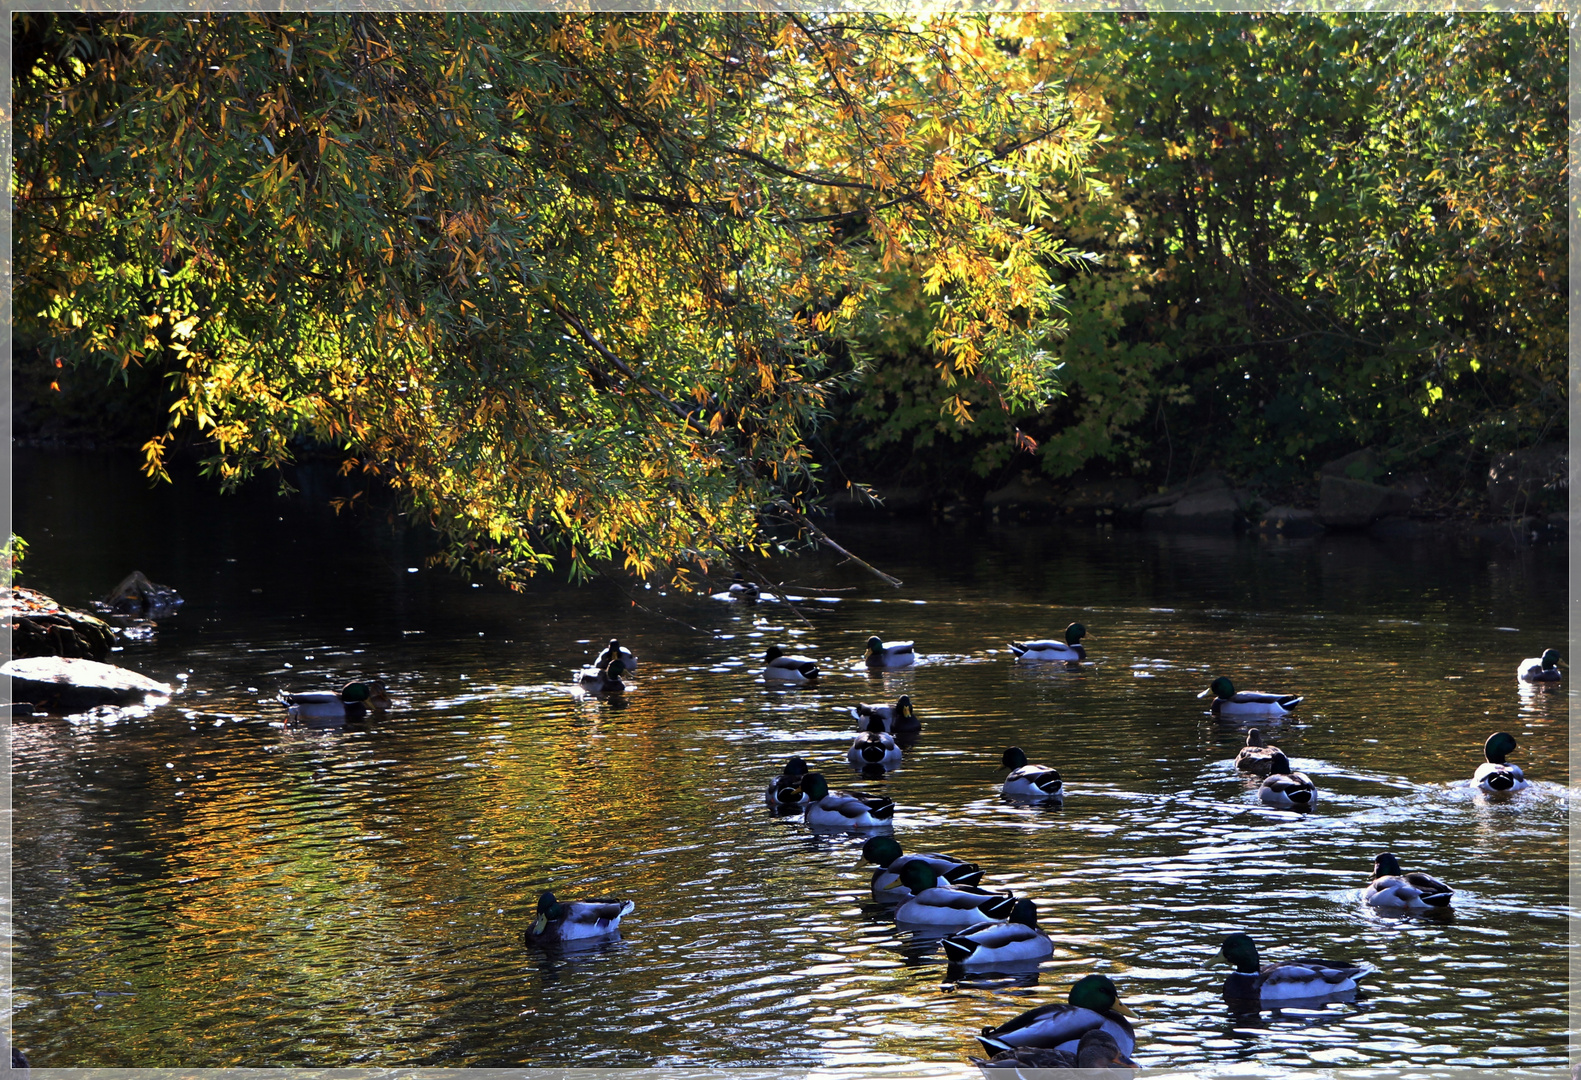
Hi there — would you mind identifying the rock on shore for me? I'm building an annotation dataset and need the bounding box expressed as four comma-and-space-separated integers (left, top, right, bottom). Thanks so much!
4, 655, 172, 713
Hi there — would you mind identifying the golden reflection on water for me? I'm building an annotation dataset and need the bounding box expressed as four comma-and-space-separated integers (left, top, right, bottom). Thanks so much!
10, 513, 1572, 1070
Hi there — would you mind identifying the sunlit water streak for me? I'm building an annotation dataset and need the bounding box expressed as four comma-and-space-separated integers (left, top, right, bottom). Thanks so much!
10, 452, 1570, 1069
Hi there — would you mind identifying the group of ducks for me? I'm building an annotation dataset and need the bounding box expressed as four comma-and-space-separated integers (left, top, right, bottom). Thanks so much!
276, 615, 1559, 1071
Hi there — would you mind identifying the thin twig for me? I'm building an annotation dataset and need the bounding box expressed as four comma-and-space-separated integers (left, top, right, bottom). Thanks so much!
596, 568, 719, 636
773, 503, 903, 588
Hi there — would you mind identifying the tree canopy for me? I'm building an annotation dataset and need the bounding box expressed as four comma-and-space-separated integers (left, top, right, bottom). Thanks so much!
15, 12, 1099, 584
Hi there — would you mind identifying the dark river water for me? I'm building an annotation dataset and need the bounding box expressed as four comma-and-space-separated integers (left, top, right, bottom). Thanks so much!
10, 451, 1571, 1072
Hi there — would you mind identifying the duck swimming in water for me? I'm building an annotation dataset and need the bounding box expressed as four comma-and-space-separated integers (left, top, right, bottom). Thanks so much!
1473, 731, 1529, 794
1215, 932, 1369, 1002
1363, 852, 1453, 910
1518, 649, 1561, 683
1008, 623, 1087, 664
1199, 676, 1302, 716
975, 974, 1136, 1057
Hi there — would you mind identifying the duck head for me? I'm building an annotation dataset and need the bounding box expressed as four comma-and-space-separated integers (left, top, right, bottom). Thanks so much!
1265, 750, 1292, 775
799, 772, 830, 800
1065, 622, 1087, 645
1009, 897, 1039, 928
1067, 973, 1132, 1016
859, 835, 904, 869
1245, 728, 1266, 748
1483, 731, 1518, 764
340, 682, 372, 703
1215, 932, 1262, 974
1371, 852, 1404, 880
1000, 746, 1030, 770
1199, 676, 1237, 700
1540, 649, 1562, 670
531, 890, 565, 935
891, 859, 943, 893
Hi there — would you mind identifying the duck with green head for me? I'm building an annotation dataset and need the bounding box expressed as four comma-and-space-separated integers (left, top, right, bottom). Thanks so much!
971, 1028, 1135, 1072
975, 974, 1136, 1057
728, 572, 760, 603
525, 889, 635, 944
1518, 649, 1562, 683
1215, 932, 1369, 1002
999, 747, 1064, 803
942, 898, 1053, 966
889, 861, 1017, 927
863, 635, 916, 669
1009, 623, 1087, 664
800, 772, 893, 831
1473, 731, 1529, 794
1364, 852, 1453, 910
1256, 751, 1316, 810
858, 836, 982, 901
1198, 676, 1302, 716
764, 645, 820, 682
279, 681, 374, 723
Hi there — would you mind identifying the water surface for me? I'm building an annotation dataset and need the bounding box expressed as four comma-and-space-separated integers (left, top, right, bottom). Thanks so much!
11, 451, 1570, 1070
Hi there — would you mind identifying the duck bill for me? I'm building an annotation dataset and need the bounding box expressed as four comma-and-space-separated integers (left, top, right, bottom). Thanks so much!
531, 914, 548, 936
880, 879, 907, 891
1111, 1001, 1136, 1017
1196, 686, 1214, 699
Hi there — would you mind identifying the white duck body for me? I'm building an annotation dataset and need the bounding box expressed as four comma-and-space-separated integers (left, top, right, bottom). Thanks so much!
1200, 676, 1302, 716
279, 682, 372, 723
863, 636, 916, 669
800, 773, 893, 831
941, 900, 1053, 965
728, 573, 760, 602
1518, 649, 1562, 682
1218, 932, 1368, 1002
860, 837, 982, 901
848, 730, 903, 770
890, 861, 1016, 927
1363, 853, 1453, 910
1257, 751, 1317, 809
1474, 731, 1530, 794
999, 747, 1064, 802
975, 975, 1136, 1057
526, 891, 636, 943
763, 645, 819, 682
1008, 622, 1087, 664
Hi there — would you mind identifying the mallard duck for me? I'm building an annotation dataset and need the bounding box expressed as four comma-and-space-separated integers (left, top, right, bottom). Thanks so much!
576, 657, 627, 693
999, 746, 1064, 802
1215, 932, 1369, 1002
942, 898, 1053, 965
864, 636, 916, 669
1008, 622, 1087, 664
971, 1029, 1135, 1072
1364, 852, 1453, 910
1233, 728, 1281, 775
763, 645, 819, 682
525, 890, 635, 943
1198, 676, 1302, 716
858, 836, 982, 901
848, 730, 903, 770
766, 756, 810, 810
975, 974, 1136, 1056
1257, 750, 1316, 809
593, 638, 638, 674
890, 861, 1017, 927
1518, 649, 1562, 682
851, 695, 919, 735
279, 681, 373, 722
800, 772, 893, 831
729, 572, 760, 603
1473, 731, 1530, 794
